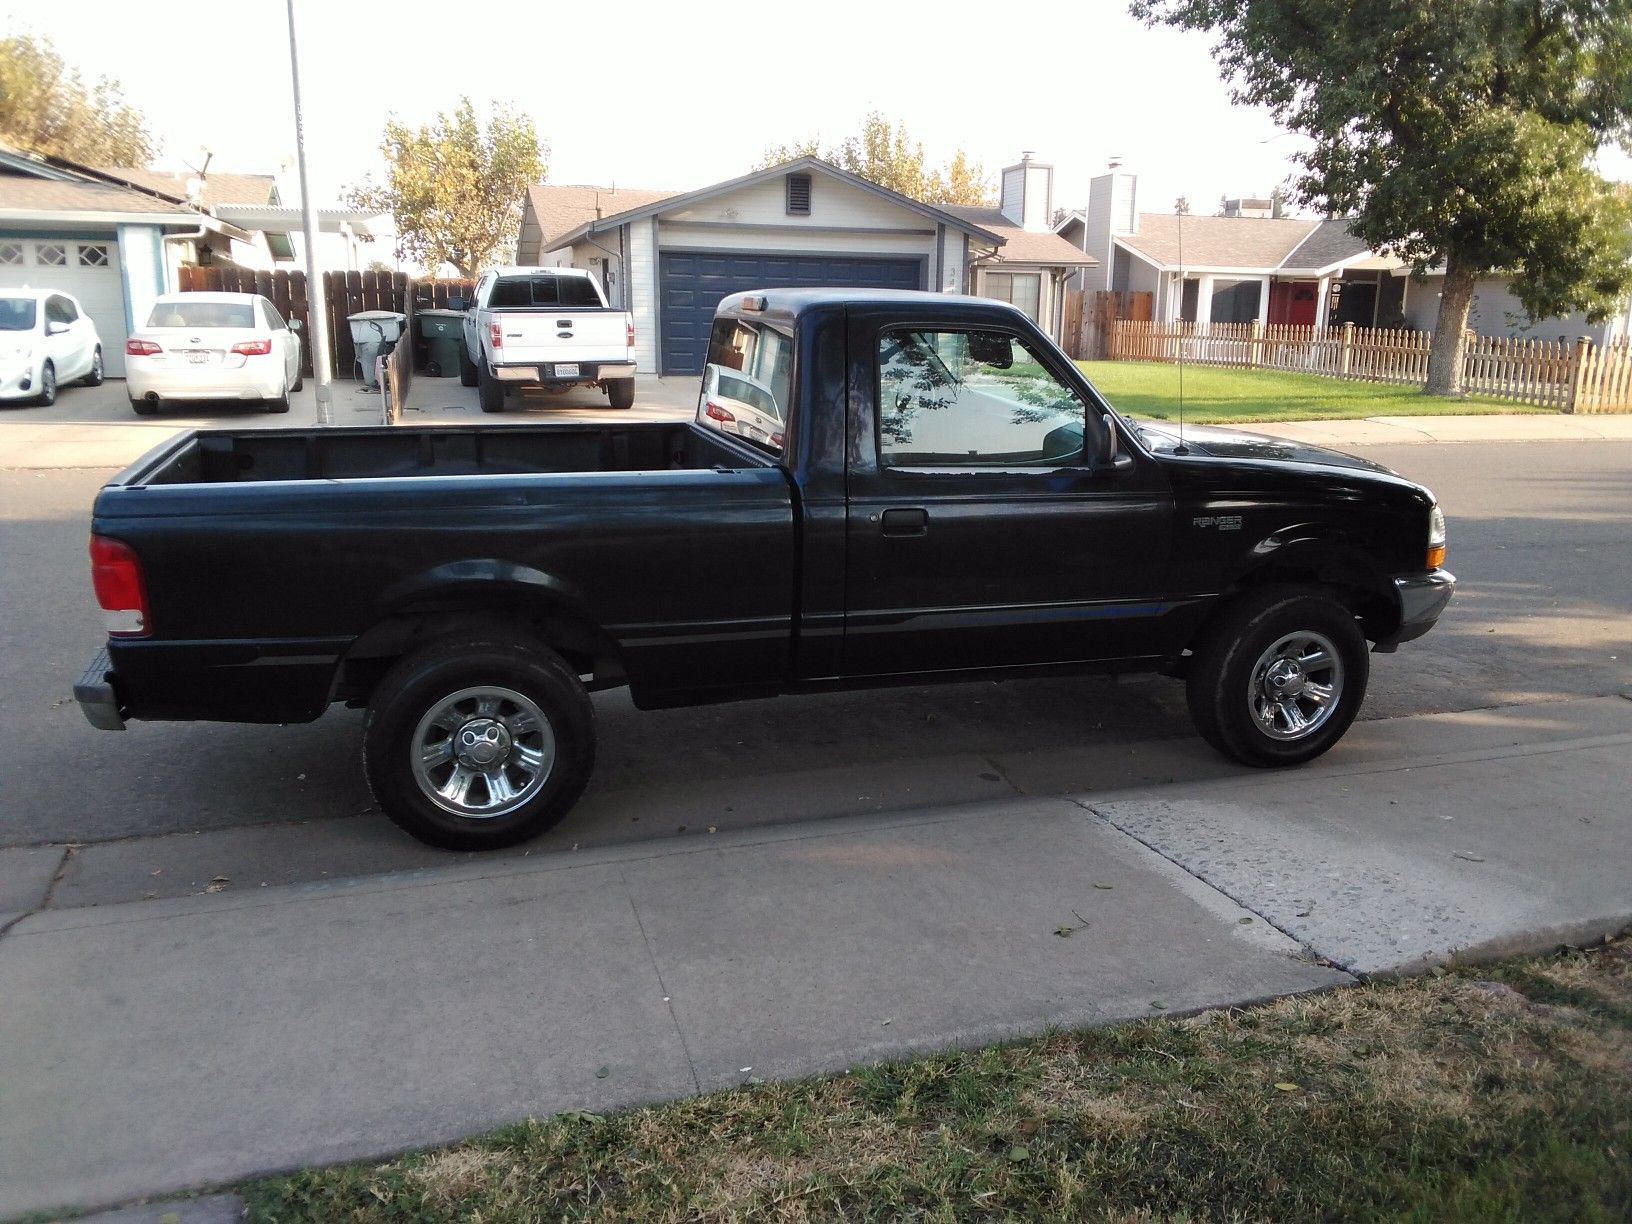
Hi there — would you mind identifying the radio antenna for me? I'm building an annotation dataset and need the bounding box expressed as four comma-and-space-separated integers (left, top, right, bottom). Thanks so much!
1174, 195, 1190, 455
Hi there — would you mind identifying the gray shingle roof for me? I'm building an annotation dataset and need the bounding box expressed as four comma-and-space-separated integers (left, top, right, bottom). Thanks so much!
1116, 214, 1318, 270
102, 168, 278, 208
1280, 218, 1374, 272
942, 206, 1099, 266
0, 176, 199, 215
526, 183, 681, 246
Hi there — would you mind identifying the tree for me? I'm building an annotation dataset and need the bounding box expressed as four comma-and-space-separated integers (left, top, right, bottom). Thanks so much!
1133, 0, 1632, 395
349, 99, 545, 277
0, 34, 155, 165
757, 112, 995, 206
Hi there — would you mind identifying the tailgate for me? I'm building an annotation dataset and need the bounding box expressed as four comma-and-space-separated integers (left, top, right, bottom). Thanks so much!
491, 311, 629, 365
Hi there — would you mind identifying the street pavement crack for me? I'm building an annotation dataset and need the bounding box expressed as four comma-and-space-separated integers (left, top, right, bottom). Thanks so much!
0, 846, 72, 942
1070, 798, 1355, 975
621, 869, 702, 1094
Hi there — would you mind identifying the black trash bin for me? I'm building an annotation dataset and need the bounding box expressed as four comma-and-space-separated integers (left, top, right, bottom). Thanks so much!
415, 308, 466, 377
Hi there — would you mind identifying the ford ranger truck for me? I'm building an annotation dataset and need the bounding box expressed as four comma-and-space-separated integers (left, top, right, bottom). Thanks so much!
458, 266, 636, 411
76, 289, 1454, 850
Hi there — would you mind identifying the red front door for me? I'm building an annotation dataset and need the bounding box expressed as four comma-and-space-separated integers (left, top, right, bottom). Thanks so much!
1268, 281, 1318, 327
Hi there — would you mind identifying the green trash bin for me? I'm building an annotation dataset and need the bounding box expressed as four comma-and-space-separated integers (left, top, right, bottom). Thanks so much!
415, 308, 466, 377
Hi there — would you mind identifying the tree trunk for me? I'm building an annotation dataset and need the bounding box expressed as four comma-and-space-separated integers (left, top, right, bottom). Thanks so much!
1425, 254, 1479, 397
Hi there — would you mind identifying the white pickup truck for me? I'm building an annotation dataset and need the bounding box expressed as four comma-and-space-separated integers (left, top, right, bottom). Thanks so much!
458, 266, 636, 412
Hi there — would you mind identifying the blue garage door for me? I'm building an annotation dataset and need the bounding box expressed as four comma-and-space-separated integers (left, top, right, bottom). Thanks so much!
659, 251, 923, 375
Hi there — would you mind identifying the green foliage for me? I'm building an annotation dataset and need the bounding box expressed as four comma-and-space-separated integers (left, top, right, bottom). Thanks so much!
349, 98, 545, 277
757, 112, 995, 206
1133, 1, 1632, 390
0, 33, 155, 165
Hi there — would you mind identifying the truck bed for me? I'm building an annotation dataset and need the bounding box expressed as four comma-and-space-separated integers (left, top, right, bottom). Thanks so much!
124, 420, 754, 486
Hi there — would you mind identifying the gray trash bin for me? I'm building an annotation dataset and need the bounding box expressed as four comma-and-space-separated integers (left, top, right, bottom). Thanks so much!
348, 310, 407, 389
415, 308, 466, 377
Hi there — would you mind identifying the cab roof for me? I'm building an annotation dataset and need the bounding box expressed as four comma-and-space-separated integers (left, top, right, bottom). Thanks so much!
715, 288, 1030, 328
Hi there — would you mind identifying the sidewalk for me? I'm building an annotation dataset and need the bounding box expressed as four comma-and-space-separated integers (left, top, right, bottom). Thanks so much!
2, 696, 1628, 1218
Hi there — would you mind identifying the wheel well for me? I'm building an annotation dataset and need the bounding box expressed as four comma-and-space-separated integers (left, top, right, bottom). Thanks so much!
331, 600, 626, 707
1178, 559, 1398, 669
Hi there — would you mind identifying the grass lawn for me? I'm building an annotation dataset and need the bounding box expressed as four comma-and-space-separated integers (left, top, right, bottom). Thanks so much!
1079, 360, 1553, 424
246, 936, 1632, 1222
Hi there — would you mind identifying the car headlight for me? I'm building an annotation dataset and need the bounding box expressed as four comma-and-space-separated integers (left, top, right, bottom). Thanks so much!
1427, 503, 1446, 569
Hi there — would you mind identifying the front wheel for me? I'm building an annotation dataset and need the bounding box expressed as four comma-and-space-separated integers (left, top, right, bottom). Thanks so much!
1186, 587, 1368, 767
363, 636, 596, 850
606, 379, 635, 409
34, 361, 56, 406
458, 343, 478, 387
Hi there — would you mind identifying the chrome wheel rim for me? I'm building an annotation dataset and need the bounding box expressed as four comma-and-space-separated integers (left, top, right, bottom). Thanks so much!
410, 685, 555, 819
1248, 631, 1344, 742
41, 365, 54, 400
91, 351, 102, 379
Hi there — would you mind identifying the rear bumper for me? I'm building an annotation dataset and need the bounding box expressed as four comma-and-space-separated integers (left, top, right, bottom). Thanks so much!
1375, 568, 1456, 651
127, 363, 284, 401
491, 360, 635, 383
75, 647, 126, 730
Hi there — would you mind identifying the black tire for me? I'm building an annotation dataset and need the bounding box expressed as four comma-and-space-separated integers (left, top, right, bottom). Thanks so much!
131, 396, 157, 416
606, 379, 635, 409
291, 368, 304, 392
83, 347, 105, 387
477, 364, 505, 413
265, 381, 291, 413
458, 343, 478, 387
363, 635, 596, 850
1185, 586, 1368, 768
35, 361, 56, 406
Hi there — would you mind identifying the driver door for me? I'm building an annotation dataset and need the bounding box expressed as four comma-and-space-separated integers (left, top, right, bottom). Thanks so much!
842, 313, 1174, 677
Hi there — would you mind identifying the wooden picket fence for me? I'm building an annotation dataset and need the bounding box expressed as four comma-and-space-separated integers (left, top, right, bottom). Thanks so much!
1106, 318, 1632, 413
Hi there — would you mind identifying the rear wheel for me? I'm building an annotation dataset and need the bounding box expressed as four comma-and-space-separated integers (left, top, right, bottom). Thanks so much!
291, 367, 304, 392
477, 364, 505, 413
131, 396, 157, 416
265, 381, 291, 413
34, 361, 56, 406
363, 636, 596, 850
606, 379, 635, 409
83, 347, 104, 386
458, 343, 478, 387
1186, 587, 1368, 767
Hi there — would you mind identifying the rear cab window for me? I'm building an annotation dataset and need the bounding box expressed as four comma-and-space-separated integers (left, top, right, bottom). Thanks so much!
698, 316, 794, 456
488, 274, 603, 309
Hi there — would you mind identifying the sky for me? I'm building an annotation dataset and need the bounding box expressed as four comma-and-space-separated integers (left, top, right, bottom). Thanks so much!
13, 0, 1631, 224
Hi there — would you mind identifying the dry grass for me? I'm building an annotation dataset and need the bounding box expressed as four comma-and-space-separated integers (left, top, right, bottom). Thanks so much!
248, 936, 1632, 1223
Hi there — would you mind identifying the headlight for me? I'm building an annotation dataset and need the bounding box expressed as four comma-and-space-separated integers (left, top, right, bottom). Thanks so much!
1427, 504, 1446, 569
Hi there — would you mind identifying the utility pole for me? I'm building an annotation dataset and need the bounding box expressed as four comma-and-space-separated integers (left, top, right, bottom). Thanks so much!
286, 0, 334, 425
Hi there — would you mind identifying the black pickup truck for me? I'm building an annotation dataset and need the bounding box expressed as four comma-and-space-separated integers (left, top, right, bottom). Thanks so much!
77, 289, 1453, 849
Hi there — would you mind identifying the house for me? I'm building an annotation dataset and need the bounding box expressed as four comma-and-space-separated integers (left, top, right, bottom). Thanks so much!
0, 143, 386, 373
1057, 163, 1631, 344
517, 154, 1096, 375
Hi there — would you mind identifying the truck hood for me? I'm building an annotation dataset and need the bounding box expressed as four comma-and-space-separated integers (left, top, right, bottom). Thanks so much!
1134, 421, 1395, 475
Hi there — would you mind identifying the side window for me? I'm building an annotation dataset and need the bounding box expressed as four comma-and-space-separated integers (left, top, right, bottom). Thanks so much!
877, 328, 1085, 467
46, 296, 77, 324
262, 299, 287, 330
699, 317, 794, 454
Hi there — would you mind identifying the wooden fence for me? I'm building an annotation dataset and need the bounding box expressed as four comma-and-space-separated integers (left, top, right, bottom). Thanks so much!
1073, 290, 1154, 360
379, 323, 414, 425
1105, 318, 1632, 413
179, 266, 423, 381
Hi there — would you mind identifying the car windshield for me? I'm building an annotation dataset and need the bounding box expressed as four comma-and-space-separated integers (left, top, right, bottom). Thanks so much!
488, 275, 601, 308
0, 298, 37, 331
146, 301, 256, 329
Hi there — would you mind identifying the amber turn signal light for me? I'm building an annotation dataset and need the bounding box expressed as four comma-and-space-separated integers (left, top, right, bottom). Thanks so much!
1427, 544, 1446, 569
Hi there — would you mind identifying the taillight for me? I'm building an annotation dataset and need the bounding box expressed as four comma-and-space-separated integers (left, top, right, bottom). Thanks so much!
704, 401, 735, 423
90, 535, 150, 637
626, 320, 635, 347
125, 339, 161, 356
489, 321, 503, 349
231, 339, 273, 356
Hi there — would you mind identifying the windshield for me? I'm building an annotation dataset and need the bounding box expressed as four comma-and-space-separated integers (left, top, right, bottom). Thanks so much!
146, 301, 256, 329
489, 275, 601, 308
0, 298, 37, 331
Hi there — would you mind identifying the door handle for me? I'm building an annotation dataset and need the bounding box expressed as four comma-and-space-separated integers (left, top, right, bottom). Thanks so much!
880, 508, 929, 537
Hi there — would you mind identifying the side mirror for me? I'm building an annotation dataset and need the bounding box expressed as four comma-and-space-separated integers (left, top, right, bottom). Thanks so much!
1100, 412, 1134, 472
288, 318, 303, 332
46, 321, 69, 336
448, 297, 468, 312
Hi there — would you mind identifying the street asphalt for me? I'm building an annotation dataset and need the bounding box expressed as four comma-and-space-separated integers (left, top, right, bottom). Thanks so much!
1, 380, 1629, 1217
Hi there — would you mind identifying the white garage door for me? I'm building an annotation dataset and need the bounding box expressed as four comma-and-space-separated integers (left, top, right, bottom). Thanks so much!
0, 237, 129, 375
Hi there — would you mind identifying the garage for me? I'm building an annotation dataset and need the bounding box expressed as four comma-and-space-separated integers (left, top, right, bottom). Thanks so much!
0, 236, 129, 375
658, 251, 922, 375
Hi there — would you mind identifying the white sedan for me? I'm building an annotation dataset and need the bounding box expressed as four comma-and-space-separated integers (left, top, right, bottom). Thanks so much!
125, 292, 303, 415
0, 288, 105, 405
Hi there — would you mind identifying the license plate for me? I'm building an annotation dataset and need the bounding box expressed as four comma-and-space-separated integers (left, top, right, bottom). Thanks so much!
554, 363, 580, 379
188, 352, 210, 365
